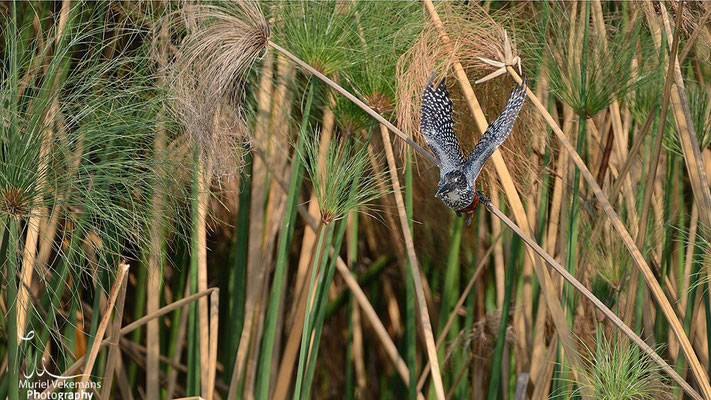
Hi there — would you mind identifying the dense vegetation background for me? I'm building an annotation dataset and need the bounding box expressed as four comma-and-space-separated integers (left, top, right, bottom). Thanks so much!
2, 1, 711, 399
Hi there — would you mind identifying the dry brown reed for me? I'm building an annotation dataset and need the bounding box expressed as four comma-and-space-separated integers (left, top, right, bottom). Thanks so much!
78, 263, 129, 397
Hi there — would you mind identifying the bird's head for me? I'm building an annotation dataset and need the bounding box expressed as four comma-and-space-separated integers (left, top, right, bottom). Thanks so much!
435, 171, 473, 208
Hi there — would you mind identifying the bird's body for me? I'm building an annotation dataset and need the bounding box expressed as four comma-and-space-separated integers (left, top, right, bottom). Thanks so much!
420, 74, 527, 225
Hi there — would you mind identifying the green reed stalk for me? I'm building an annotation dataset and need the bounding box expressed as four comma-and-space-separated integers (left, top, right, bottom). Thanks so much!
34, 217, 85, 357
128, 257, 147, 386
673, 170, 686, 296
164, 251, 188, 396
345, 293, 355, 400
486, 235, 518, 400
187, 144, 201, 396
255, 82, 315, 400
293, 223, 330, 400
655, 155, 676, 343
63, 294, 79, 371
705, 282, 711, 374
441, 217, 464, 392
301, 219, 348, 399
565, 1, 589, 312
533, 120, 554, 304
0, 375, 6, 399
462, 231, 478, 400
345, 210, 358, 400
672, 243, 704, 397
6, 218, 19, 400
225, 153, 252, 374
441, 217, 464, 333
560, 4, 590, 396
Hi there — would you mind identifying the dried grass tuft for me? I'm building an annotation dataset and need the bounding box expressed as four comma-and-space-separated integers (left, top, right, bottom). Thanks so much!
658, 1, 705, 37
396, 2, 543, 193
158, 1, 268, 179
465, 311, 514, 361
581, 220, 633, 294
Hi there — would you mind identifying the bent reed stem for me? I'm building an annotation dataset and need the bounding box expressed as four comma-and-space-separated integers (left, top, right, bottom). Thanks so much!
506, 65, 709, 400
268, 29, 702, 400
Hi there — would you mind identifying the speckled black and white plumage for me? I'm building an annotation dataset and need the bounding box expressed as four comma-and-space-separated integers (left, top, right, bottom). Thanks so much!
420, 75, 464, 177
464, 77, 527, 183
421, 74, 527, 221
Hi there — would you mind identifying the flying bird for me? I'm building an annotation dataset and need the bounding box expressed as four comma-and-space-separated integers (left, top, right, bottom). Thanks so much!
420, 73, 527, 226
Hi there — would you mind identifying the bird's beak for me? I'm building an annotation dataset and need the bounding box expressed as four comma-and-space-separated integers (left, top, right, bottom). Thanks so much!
435, 184, 447, 198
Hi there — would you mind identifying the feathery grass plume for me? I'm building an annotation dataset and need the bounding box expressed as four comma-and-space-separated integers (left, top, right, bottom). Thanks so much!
345, 1, 422, 115
395, 13, 459, 146
1, 2, 181, 371
544, 3, 651, 117
580, 210, 661, 297
396, 2, 542, 193
275, 1, 357, 77
631, 71, 711, 156
563, 330, 674, 400
300, 131, 386, 224
581, 222, 633, 303
2, 9, 169, 270
160, 0, 268, 178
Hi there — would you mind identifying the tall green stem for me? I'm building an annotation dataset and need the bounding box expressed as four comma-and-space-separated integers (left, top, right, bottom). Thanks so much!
224, 153, 251, 374
255, 82, 315, 400
486, 237, 518, 400
293, 223, 328, 400
300, 120, 373, 394
673, 239, 704, 397
559, 4, 589, 396
187, 143, 201, 396
5, 10, 20, 396
6, 217, 19, 400
301, 219, 348, 400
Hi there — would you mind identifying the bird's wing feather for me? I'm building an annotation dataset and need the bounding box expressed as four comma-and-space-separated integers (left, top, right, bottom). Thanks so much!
420, 74, 464, 177
464, 78, 527, 182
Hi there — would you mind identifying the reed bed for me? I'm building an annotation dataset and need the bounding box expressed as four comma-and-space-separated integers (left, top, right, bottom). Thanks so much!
2, 1, 711, 400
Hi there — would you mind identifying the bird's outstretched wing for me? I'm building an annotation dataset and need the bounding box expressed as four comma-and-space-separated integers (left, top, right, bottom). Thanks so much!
464, 77, 527, 182
421, 74, 464, 177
